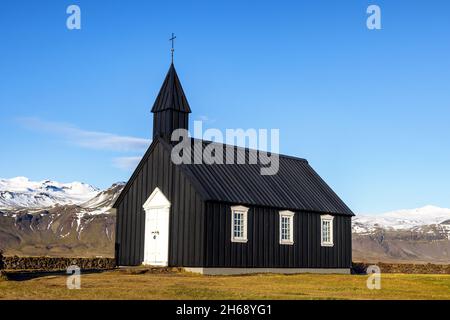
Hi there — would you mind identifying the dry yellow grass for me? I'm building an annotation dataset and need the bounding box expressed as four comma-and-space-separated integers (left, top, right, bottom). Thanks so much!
1, 270, 449, 300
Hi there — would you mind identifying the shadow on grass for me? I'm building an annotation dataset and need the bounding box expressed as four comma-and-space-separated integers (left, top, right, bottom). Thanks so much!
4, 269, 110, 281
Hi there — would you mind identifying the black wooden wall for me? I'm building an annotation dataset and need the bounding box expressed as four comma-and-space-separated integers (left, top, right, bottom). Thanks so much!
115, 140, 352, 269
115, 141, 205, 266
204, 202, 352, 268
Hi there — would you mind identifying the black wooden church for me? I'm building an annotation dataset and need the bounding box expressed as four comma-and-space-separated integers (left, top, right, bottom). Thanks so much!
113, 62, 354, 275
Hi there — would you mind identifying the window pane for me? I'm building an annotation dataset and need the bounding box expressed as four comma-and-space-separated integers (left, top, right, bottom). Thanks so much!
280, 216, 292, 242
322, 220, 331, 243
322, 221, 325, 241
233, 211, 245, 239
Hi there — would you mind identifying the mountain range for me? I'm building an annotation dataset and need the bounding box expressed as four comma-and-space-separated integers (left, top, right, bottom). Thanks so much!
353, 206, 450, 263
0, 177, 123, 257
0, 177, 449, 263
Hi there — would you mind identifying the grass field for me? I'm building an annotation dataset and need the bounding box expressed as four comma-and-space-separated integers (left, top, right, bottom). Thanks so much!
1, 269, 449, 300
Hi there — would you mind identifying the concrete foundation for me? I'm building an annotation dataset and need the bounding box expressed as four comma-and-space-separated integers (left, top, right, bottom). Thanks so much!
183, 267, 351, 275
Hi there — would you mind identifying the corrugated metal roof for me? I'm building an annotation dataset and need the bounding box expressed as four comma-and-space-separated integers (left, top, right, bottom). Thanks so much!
164, 139, 354, 216
151, 63, 191, 113
114, 138, 353, 216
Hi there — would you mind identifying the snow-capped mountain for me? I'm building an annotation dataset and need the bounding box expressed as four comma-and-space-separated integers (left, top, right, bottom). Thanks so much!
1, 177, 449, 263
0, 177, 124, 257
353, 205, 450, 236
352, 206, 450, 264
79, 183, 124, 214
0, 177, 99, 210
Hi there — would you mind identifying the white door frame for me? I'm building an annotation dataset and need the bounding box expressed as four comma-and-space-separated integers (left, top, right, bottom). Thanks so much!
142, 187, 171, 266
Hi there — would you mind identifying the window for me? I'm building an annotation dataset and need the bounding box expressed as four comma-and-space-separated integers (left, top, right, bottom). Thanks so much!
279, 211, 294, 245
231, 206, 249, 243
321, 215, 334, 247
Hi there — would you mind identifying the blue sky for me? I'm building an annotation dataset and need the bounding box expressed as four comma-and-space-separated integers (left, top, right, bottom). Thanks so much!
1, 0, 449, 213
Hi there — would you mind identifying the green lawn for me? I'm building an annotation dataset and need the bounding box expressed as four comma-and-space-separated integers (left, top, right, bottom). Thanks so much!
1, 269, 449, 300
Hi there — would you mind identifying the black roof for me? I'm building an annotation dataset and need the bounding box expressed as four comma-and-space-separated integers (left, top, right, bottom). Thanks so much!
171, 139, 354, 216
151, 63, 191, 113
113, 137, 353, 216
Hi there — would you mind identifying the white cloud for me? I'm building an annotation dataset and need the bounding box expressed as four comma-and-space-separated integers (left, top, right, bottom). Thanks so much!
196, 115, 216, 124
112, 157, 142, 171
18, 117, 151, 152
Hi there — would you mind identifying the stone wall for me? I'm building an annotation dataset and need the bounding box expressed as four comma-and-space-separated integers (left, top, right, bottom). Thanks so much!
2, 256, 449, 274
352, 262, 450, 274
2, 256, 115, 271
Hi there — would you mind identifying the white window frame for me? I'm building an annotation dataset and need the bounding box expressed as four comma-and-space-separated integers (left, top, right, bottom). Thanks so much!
231, 205, 249, 243
279, 210, 295, 245
321, 215, 334, 247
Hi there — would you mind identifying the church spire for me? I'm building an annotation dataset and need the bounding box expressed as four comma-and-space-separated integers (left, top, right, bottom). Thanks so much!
151, 64, 191, 141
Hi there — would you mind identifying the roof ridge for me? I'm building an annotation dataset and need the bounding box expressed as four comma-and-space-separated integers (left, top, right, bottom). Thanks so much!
188, 138, 309, 164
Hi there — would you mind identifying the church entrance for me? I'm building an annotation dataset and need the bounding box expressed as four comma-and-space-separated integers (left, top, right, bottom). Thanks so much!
143, 187, 170, 266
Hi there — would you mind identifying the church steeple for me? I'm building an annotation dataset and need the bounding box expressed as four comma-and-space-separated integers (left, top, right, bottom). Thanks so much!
151, 63, 191, 141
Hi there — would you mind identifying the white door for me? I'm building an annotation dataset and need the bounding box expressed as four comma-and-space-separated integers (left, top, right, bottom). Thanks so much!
143, 188, 171, 266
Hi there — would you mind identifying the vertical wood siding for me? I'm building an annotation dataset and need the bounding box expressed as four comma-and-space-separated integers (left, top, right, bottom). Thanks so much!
115, 142, 204, 266
204, 202, 352, 268
153, 111, 189, 141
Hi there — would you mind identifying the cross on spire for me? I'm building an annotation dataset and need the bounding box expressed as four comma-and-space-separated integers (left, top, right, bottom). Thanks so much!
169, 33, 176, 63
